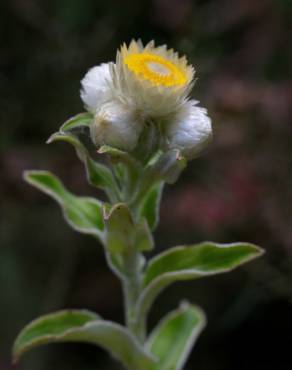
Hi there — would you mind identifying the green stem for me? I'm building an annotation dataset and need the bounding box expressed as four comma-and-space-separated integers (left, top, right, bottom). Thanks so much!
122, 249, 145, 342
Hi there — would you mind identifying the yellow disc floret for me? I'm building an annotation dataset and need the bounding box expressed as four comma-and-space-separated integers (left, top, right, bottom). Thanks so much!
124, 53, 187, 87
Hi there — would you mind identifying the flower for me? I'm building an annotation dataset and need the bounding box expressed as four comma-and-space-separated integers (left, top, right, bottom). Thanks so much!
164, 100, 212, 159
111, 40, 194, 117
80, 40, 212, 158
90, 101, 143, 151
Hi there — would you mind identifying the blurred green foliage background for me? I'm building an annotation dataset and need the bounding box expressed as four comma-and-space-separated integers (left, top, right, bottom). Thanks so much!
1, 0, 292, 369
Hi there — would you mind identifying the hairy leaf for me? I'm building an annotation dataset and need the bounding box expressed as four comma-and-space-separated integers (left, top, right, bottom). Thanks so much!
47, 132, 119, 201
139, 182, 164, 230
60, 112, 93, 132
13, 310, 155, 370
147, 302, 206, 370
24, 171, 104, 242
103, 203, 153, 277
138, 242, 264, 318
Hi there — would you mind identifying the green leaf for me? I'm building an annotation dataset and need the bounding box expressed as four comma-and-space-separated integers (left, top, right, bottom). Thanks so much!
47, 132, 119, 201
60, 112, 93, 132
104, 203, 154, 254
135, 218, 154, 252
146, 302, 206, 370
145, 150, 187, 185
13, 310, 155, 370
98, 145, 132, 162
139, 182, 164, 230
103, 203, 153, 277
24, 171, 104, 242
99, 145, 141, 169
132, 151, 185, 210
13, 310, 98, 361
138, 242, 264, 319
47, 132, 85, 160
104, 203, 135, 254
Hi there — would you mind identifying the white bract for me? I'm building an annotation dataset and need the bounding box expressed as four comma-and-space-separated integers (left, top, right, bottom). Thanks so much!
81, 63, 113, 113
164, 100, 212, 159
90, 101, 143, 151
80, 40, 212, 158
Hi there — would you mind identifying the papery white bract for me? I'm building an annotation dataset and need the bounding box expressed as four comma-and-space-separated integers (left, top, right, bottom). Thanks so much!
80, 40, 212, 159
164, 100, 212, 159
90, 101, 144, 151
110, 40, 194, 118
81, 63, 113, 113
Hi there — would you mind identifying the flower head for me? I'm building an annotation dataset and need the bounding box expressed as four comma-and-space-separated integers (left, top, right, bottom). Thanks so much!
111, 40, 194, 117
80, 40, 212, 158
164, 100, 212, 159
90, 101, 143, 151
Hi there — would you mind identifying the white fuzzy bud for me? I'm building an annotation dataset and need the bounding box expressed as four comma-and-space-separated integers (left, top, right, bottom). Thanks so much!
80, 63, 113, 113
90, 101, 143, 151
165, 100, 212, 159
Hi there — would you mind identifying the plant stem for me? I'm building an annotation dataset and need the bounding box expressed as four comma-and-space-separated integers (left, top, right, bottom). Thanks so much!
122, 249, 145, 342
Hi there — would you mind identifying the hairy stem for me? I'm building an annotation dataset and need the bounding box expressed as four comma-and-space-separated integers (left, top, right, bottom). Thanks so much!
122, 249, 145, 342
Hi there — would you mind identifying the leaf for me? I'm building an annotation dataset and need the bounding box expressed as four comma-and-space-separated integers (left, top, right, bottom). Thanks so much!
13, 310, 155, 370
47, 132, 85, 160
24, 171, 105, 242
132, 151, 185, 210
135, 218, 154, 252
98, 145, 132, 162
139, 182, 164, 230
99, 145, 141, 169
146, 302, 206, 370
13, 310, 99, 361
138, 242, 264, 319
104, 203, 135, 254
104, 203, 154, 254
60, 112, 93, 132
145, 150, 186, 185
103, 203, 153, 277
47, 132, 119, 200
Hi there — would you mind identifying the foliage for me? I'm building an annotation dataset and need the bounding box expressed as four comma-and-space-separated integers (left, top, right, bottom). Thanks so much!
13, 113, 263, 370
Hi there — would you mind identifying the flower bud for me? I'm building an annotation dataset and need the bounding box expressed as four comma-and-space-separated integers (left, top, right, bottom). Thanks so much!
165, 100, 212, 159
90, 101, 143, 151
80, 63, 113, 113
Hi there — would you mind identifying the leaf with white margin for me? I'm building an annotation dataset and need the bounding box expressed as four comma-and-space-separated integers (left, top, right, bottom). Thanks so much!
99, 145, 141, 168
145, 149, 187, 185
13, 310, 155, 370
104, 203, 153, 254
146, 302, 206, 370
133, 150, 186, 209
60, 112, 93, 132
47, 132, 120, 202
138, 242, 264, 319
139, 182, 164, 231
103, 203, 153, 278
24, 171, 105, 243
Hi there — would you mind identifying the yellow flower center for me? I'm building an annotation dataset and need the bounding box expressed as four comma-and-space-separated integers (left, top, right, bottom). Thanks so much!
124, 53, 187, 87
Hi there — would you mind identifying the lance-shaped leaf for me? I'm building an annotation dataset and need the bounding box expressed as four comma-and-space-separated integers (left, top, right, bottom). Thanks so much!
24, 171, 104, 242
13, 310, 155, 370
60, 112, 93, 132
138, 242, 264, 318
47, 132, 119, 201
139, 182, 164, 231
146, 302, 206, 370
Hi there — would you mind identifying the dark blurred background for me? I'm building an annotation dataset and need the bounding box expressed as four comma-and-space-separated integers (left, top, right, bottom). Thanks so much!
1, 0, 292, 369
